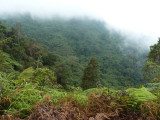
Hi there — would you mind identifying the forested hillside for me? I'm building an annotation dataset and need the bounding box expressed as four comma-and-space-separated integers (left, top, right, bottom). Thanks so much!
0, 17, 160, 120
1, 14, 147, 88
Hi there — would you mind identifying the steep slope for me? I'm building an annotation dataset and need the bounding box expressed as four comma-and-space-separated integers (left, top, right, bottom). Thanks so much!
0, 14, 147, 88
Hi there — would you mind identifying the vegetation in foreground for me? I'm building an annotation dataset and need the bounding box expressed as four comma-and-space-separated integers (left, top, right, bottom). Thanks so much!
0, 21, 160, 120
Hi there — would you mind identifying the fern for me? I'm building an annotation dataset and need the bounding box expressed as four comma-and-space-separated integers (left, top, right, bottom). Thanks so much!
4, 82, 44, 118
18, 67, 34, 81
126, 87, 157, 108
146, 83, 160, 97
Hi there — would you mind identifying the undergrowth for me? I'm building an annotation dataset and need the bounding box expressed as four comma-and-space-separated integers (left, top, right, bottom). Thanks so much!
0, 71, 160, 119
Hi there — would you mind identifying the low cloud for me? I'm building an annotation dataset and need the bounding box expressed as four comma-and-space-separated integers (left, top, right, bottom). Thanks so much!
0, 0, 159, 48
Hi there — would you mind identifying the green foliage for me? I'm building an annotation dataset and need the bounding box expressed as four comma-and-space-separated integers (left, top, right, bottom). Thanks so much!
33, 68, 56, 86
81, 57, 100, 90
83, 87, 109, 95
42, 52, 59, 66
18, 67, 57, 87
53, 61, 72, 88
126, 87, 157, 108
148, 38, 160, 64
43, 87, 67, 103
143, 38, 160, 83
0, 23, 7, 40
0, 71, 65, 118
1, 15, 147, 88
18, 67, 34, 81
1, 17, 160, 119
0, 22, 70, 87
139, 38, 160, 119
0, 72, 18, 98
143, 61, 160, 83
0, 23, 7, 33
0, 51, 21, 73
5, 83, 43, 118
146, 83, 160, 96
69, 93, 88, 106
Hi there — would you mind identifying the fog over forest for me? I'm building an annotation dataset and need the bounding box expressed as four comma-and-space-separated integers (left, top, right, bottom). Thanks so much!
1, 1, 160, 119
0, 0, 159, 49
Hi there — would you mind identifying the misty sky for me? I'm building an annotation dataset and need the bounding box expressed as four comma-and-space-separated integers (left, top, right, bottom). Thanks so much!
0, 0, 159, 46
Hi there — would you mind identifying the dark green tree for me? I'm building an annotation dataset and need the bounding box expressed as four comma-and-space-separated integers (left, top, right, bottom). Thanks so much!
143, 38, 160, 83
0, 23, 7, 40
54, 61, 72, 88
148, 38, 160, 65
81, 57, 100, 90
13, 23, 22, 46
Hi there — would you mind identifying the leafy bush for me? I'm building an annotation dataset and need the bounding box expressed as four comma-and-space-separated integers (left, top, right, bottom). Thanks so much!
0, 72, 18, 98
126, 87, 157, 108
143, 61, 160, 83
33, 68, 56, 86
4, 83, 44, 118
0, 51, 21, 73
66, 92, 88, 106
18, 67, 34, 81
42, 86, 68, 103
146, 83, 160, 97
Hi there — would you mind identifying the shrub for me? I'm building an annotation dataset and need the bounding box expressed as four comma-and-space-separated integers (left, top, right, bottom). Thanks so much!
126, 87, 157, 108
33, 68, 56, 86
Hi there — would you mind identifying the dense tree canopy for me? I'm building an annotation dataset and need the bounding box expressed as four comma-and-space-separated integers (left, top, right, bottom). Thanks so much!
1, 16, 160, 120
143, 38, 160, 83
0, 15, 147, 88
0, 22, 71, 88
81, 57, 100, 90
